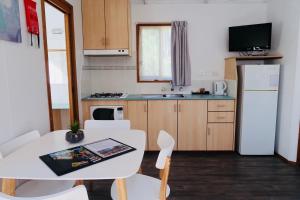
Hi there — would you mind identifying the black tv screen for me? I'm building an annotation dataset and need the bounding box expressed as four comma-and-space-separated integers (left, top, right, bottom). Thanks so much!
229, 23, 272, 52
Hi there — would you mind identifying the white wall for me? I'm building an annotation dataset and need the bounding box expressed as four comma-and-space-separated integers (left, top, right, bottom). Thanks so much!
267, 0, 300, 162
0, 0, 85, 144
83, 2, 268, 94
0, 0, 49, 144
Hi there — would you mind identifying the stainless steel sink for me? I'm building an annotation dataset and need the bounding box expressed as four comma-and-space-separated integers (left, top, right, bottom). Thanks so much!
162, 94, 185, 98
142, 94, 185, 99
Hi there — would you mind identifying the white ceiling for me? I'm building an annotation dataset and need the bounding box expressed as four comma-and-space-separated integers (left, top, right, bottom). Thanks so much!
132, 0, 268, 4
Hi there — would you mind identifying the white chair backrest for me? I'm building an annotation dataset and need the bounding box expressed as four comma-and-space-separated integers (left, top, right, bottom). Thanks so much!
155, 130, 175, 169
84, 120, 131, 131
0, 185, 89, 200
0, 130, 40, 158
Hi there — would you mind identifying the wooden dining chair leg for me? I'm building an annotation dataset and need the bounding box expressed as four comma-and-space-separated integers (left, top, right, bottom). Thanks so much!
159, 169, 164, 179
116, 178, 127, 200
160, 157, 171, 200
2, 178, 16, 196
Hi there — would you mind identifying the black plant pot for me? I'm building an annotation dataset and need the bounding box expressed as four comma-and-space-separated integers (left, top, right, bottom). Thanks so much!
66, 130, 84, 144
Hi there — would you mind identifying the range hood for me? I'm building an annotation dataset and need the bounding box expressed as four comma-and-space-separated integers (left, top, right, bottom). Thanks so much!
83, 49, 129, 56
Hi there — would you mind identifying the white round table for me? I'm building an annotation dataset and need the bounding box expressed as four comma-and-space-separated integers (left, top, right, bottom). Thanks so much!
0, 129, 146, 200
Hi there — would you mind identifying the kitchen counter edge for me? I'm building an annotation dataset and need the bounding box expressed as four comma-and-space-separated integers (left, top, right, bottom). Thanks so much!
81, 94, 235, 101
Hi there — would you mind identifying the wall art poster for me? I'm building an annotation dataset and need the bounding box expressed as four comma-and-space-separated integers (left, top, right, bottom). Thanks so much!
0, 0, 22, 43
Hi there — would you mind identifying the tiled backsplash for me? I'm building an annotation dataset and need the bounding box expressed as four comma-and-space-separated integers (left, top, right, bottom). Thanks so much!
81, 68, 222, 97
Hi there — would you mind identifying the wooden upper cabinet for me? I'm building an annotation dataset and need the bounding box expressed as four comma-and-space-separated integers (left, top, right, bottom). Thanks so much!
82, 0, 130, 51
105, 0, 129, 49
127, 101, 148, 149
82, 0, 106, 50
148, 100, 178, 151
178, 100, 207, 151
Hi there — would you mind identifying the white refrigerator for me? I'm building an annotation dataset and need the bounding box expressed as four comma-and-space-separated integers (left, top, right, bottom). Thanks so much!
237, 64, 280, 155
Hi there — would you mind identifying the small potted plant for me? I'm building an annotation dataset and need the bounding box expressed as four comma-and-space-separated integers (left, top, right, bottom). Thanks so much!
66, 120, 84, 143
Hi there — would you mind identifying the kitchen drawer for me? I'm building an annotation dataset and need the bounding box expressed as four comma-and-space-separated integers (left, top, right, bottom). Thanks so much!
208, 112, 235, 123
208, 100, 235, 111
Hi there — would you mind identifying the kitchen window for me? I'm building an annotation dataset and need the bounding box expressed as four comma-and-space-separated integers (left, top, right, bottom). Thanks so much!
137, 24, 172, 82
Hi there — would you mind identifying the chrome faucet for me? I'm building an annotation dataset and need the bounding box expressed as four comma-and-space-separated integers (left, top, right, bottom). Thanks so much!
170, 82, 174, 91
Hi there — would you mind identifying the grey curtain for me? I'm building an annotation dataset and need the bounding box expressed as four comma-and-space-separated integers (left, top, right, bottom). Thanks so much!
171, 21, 191, 86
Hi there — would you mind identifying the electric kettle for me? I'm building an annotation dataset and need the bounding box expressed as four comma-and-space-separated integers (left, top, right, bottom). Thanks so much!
213, 81, 227, 96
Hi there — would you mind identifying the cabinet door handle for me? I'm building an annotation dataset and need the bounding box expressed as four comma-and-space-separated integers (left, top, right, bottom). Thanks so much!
144, 104, 147, 112
207, 128, 211, 135
217, 105, 226, 108
217, 116, 225, 120
174, 104, 177, 112
101, 38, 106, 46
178, 104, 181, 112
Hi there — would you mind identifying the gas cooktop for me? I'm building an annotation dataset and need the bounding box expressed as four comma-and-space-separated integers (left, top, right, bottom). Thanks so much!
90, 93, 127, 98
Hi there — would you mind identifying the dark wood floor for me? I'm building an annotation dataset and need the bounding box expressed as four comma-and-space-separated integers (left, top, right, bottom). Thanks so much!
87, 152, 300, 200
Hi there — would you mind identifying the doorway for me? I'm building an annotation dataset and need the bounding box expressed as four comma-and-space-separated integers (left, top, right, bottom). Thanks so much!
41, 0, 79, 131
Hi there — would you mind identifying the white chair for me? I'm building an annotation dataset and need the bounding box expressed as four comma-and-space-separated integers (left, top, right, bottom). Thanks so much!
0, 131, 75, 197
84, 120, 131, 131
0, 185, 89, 200
0, 131, 40, 157
110, 130, 175, 200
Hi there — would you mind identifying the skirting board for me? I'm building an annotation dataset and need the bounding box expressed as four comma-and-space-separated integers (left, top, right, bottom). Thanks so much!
297, 126, 300, 165
276, 153, 298, 165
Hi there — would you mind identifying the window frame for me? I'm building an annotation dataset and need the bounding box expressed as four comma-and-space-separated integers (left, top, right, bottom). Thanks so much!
136, 23, 172, 83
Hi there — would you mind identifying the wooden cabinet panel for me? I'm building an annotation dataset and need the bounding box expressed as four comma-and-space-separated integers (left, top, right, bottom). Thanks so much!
82, 0, 106, 49
208, 100, 235, 112
81, 99, 236, 151
105, 0, 129, 49
178, 100, 207, 150
127, 101, 148, 148
207, 123, 234, 151
208, 112, 235, 123
148, 100, 178, 151
52, 110, 62, 130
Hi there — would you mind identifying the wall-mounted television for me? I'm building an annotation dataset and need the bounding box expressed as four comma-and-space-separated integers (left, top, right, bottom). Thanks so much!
229, 23, 272, 52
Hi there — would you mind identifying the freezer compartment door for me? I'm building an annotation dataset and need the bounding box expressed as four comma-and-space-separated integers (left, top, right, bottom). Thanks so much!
243, 65, 280, 91
238, 91, 278, 155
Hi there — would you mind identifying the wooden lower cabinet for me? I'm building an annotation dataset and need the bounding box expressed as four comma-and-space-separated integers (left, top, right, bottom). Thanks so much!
81, 99, 236, 151
148, 100, 178, 150
207, 123, 234, 151
208, 100, 235, 112
178, 100, 207, 150
208, 112, 235, 123
127, 101, 148, 149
